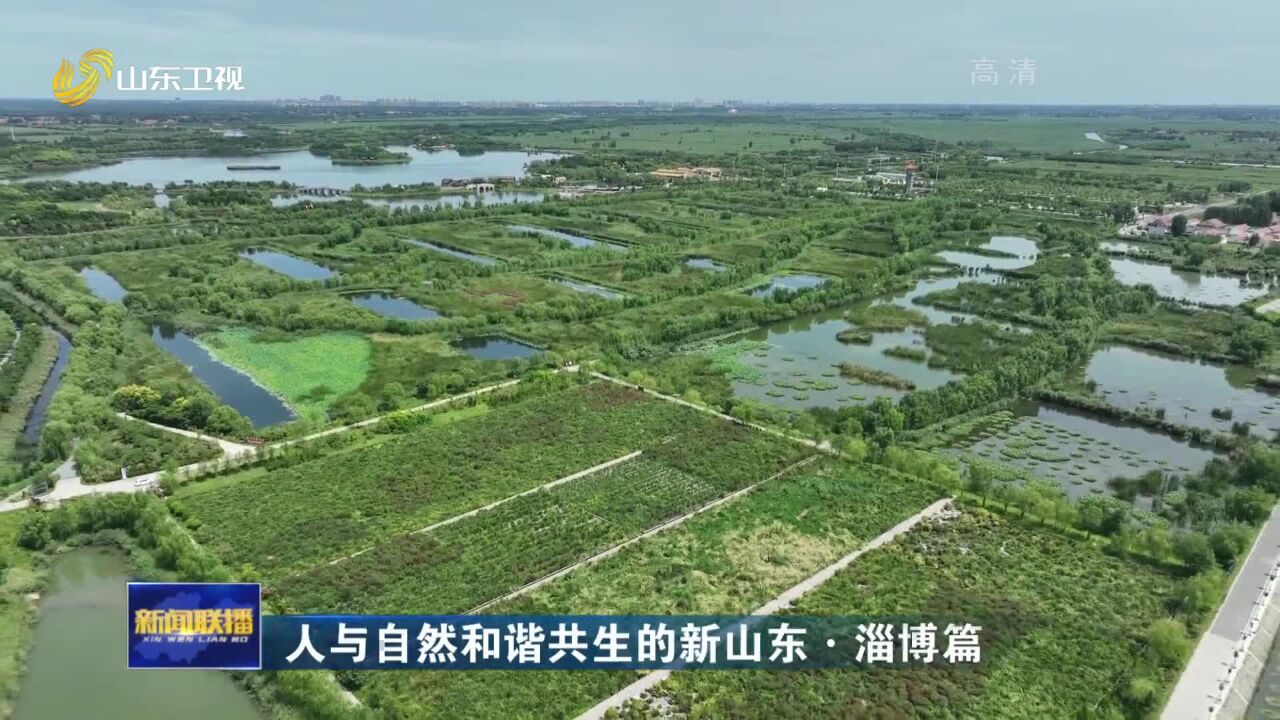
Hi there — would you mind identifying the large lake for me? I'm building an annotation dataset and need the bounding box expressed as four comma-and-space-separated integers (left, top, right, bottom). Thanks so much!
15, 548, 261, 720
20, 147, 562, 189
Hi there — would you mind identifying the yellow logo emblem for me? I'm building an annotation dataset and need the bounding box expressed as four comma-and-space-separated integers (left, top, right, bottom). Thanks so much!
52, 49, 114, 107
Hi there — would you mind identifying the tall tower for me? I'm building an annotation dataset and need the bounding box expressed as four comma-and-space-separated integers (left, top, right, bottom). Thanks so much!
904, 160, 918, 194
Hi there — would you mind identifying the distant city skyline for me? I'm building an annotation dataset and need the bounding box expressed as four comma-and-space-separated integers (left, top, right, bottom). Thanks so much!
2, 0, 1277, 105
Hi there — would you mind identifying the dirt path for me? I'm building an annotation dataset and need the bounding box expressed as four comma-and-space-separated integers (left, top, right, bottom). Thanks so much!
574, 497, 955, 720
588, 371, 836, 457
314, 450, 644, 570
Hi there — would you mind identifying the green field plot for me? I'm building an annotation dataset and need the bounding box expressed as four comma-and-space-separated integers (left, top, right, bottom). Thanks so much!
641, 508, 1180, 719
354, 463, 943, 718
201, 329, 371, 421
274, 422, 805, 614
181, 383, 719, 578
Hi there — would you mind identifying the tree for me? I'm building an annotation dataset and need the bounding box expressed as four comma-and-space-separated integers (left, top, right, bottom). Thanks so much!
965, 463, 994, 505
1145, 619, 1192, 668
16, 512, 52, 550
1210, 523, 1252, 569
1236, 444, 1280, 492
1225, 486, 1273, 524
1171, 214, 1188, 236
1173, 532, 1216, 573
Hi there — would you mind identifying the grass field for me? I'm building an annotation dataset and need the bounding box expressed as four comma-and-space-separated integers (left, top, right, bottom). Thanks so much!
201, 329, 371, 421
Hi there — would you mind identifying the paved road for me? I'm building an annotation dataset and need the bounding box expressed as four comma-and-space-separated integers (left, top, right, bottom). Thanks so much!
1164, 503, 1280, 719
575, 498, 956, 720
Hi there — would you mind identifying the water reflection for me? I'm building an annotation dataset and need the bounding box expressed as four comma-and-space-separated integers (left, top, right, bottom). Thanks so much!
1086, 345, 1279, 438
1110, 257, 1269, 306
78, 267, 127, 303
454, 335, 540, 361
506, 224, 626, 252
349, 293, 441, 321
402, 239, 498, 266
749, 274, 828, 299
239, 249, 336, 280
20, 147, 563, 189
150, 325, 295, 427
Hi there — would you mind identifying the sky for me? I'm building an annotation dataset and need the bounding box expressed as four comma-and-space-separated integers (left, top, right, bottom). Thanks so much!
2, 0, 1277, 105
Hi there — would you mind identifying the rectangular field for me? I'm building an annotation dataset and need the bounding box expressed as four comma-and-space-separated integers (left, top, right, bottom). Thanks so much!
273, 421, 808, 614
181, 382, 721, 579
641, 507, 1181, 719
353, 462, 944, 718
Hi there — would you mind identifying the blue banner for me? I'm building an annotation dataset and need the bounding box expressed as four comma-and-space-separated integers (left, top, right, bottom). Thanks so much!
127, 582, 262, 670
262, 615, 983, 671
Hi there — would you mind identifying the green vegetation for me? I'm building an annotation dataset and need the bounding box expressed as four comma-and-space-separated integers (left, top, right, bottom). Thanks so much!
180, 382, 719, 578
3, 105, 1280, 719
639, 508, 1185, 719
201, 329, 372, 421
839, 362, 916, 390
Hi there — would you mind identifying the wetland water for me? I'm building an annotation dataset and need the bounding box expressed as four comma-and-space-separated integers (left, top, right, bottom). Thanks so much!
349, 293, 441, 321
935, 235, 1039, 271
150, 325, 296, 427
1109, 256, 1269, 306
685, 257, 728, 272
402, 239, 498, 266
948, 400, 1219, 504
20, 147, 562, 189
78, 267, 128, 303
748, 274, 829, 299
1086, 345, 1279, 439
553, 278, 628, 300
719, 268, 1014, 410
506, 224, 627, 252
239, 249, 336, 280
23, 331, 71, 443
271, 190, 547, 210
454, 335, 541, 361
14, 548, 261, 720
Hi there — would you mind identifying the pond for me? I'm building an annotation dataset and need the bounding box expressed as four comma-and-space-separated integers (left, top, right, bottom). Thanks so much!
947, 400, 1218, 504
705, 270, 1016, 411
454, 335, 541, 361
1110, 257, 1269, 306
15, 548, 262, 720
78, 267, 128, 303
271, 190, 547, 210
1086, 345, 1280, 439
506, 224, 626, 252
685, 257, 728, 272
935, 236, 1038, 271
402, 238, 498, 266
239, 249, 336, 280
748, 274, 829, 299
19, 147, 563, 189
349, 293, 441, 321
720, 305, 961, 410
553, 278, 628, 301
23, 331, 71, 443
150, 325, 296, 427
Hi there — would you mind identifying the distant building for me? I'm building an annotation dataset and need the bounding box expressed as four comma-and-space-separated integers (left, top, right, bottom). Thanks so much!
649, 166, 722, 181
